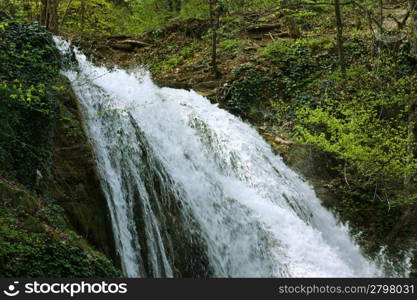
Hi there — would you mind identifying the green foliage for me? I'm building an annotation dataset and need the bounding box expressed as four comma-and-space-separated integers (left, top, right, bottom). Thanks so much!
152, 54, 184, 74
178, 42, 201, 59
0, 180, 121, 277
296, 95, 415, 201
0, 226, 120, 277
288, 46, 417, 240
221, 0, 276, 11
226, 65, 271, 113
180, 45, 194, 59
262, 37, 336, 81
0, 1, 38, 22
257, 28, 417, 244
0, 21, 59, 84
0, 19, 121, 277
0, 20, 60, 190
261, 37, 338, 124
219, 39, 248, 56
60, 0, 129, 35
120, 0, 208, 32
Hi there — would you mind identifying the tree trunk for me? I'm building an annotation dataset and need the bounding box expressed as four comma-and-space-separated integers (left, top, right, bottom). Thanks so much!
79, 0, 86, 36
405, 97, 416, 193
60, 0, 74, 27
40, 0, 59, 34
334, 0, 346, 79
49, 0, 59, 34
409, 0, 417, 58
379, 0, 383, 28
209, 0, 220, 78
40, 0, 47, 25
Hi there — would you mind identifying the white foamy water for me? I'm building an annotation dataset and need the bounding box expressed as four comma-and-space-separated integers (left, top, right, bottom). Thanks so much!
55, 37, 410, 278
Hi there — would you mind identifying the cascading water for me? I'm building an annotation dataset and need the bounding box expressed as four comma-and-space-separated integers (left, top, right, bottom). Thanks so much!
55, 38, 408, 278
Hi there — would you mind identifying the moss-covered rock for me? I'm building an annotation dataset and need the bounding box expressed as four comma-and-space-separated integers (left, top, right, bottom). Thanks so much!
0, 16, 120, 277
0, 18, 60, 192
49, 77, 117, 261
0, 178, 121, 277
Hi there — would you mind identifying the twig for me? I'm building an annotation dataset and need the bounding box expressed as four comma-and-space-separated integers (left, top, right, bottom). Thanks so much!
344, 160, 350, 187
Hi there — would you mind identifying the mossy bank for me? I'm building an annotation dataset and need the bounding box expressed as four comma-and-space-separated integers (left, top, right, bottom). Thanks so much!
0, 14, 120, 277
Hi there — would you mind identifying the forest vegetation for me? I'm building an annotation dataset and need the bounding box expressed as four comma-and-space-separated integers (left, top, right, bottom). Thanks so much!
0, 0, 416, 276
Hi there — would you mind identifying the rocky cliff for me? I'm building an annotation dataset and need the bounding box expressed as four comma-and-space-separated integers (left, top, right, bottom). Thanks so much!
0, 14, 120, 277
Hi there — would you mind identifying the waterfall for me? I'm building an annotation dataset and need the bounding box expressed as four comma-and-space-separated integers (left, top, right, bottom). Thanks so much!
55, 38, 403, 278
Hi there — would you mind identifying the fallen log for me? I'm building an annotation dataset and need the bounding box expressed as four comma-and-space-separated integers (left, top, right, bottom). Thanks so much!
111, 39, 152, 51
247, 23, 281, 33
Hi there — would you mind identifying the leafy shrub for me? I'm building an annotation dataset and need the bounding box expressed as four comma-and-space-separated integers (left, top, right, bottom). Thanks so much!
262, 37, 336, 81
291, 50, 417, 240
0, 20, 60, 191
0, 20, 121, 277
0, 206, 120, 277
219, 39, 248, 56
152, 54, 185, 74
59, 0, 129, 35
226, 65, 271, 113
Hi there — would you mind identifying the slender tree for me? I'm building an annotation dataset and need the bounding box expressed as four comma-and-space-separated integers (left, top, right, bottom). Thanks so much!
409, 0, 417, 57
209, 0, 220, 78
406, 1, 417, 196
334, 0, 346, 79
60, 0, 74, 27
79, 0, 86, 35
40, 0, 59, 34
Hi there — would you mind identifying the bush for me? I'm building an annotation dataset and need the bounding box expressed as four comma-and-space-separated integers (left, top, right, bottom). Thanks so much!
0, 202, 120, 277
219, 39, 248, 56
0, 19, 60, 191
290, 49, 417, 241
0, 19, 121, 277
226, 65, 271, 113
262, 37, 336, 81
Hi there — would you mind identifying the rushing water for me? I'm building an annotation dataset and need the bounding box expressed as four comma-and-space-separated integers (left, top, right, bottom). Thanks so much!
55, 38, 409, 278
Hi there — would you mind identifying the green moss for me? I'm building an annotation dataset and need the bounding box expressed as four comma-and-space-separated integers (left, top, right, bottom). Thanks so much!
152, 54, 185, 74
0, 18, 120, 277
219, 39, 248, 56
225, 65, 273, 115
23, 216, 45, 233
0, 181, 37, 213
0, 225, 120, 278
0, 19, 60, 191
49, 77, 117, 260
0, 179, 121, 277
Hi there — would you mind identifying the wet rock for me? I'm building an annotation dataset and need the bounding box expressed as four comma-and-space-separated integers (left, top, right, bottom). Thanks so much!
49, 77, 118, 263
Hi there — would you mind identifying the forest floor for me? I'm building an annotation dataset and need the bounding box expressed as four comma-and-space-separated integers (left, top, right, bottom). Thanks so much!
74, 10, 288, 106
